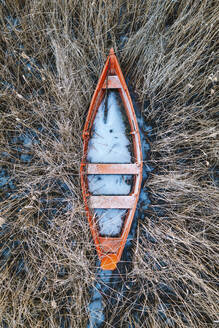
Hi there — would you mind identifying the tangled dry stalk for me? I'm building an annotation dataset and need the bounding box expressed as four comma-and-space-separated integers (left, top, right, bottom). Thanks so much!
0, 1, 218, 327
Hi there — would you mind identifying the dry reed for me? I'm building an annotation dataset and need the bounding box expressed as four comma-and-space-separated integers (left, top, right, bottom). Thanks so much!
0, 0, 218, 327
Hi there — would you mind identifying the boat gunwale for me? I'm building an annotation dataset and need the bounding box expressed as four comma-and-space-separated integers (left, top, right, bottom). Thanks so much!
80, 48, 143, 267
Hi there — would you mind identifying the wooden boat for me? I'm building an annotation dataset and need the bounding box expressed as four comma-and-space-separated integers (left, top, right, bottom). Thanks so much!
80, 48, 142, 270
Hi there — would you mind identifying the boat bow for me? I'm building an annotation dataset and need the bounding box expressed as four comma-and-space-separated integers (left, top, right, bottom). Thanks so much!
80, 48, 142, 270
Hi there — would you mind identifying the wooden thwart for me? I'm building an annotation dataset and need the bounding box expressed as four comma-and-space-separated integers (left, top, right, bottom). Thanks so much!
89, 195, 136, 208
85, 163, 140, 175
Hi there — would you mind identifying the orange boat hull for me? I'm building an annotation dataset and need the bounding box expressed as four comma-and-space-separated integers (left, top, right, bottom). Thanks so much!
80, 48, 142, 270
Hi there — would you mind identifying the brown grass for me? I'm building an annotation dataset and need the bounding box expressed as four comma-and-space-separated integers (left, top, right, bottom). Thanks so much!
0, 0, 218, 327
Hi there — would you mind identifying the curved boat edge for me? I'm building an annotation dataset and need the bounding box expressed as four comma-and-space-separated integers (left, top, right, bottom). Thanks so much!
101, 254, 118, 271
80, 48, 143, 270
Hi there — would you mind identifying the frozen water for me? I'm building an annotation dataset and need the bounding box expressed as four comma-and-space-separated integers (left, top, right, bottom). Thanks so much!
88, 299, 105, 326
23, 136, 32, 147
87, 268, 112, 328
0, 177, 8, 188
87, 85, 152, 327
95, 209, 126, 236
87, 91, 132, 236
86, 89, 152, 237
20, 154, 32, 163
88, 174, 132, 195
138, 189, 151, 211
87, 91, 131, 164
86, 85, 153, 327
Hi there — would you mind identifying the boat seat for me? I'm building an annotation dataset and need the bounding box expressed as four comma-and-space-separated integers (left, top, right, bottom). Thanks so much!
102, 76, 121, 89
85, 163, 140, 174
89, 195, 136, 208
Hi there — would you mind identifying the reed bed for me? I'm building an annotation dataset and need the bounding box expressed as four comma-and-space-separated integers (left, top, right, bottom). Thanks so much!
0, 0, 218, 327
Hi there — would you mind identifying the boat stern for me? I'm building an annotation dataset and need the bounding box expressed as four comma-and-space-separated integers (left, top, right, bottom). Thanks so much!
101, 254, 118, 271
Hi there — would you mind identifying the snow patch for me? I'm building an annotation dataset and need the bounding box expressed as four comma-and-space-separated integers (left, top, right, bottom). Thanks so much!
87, 91, 131, 164
95, 209, 126, 236
88, 174, 132, 195
87, 91, 132, 236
